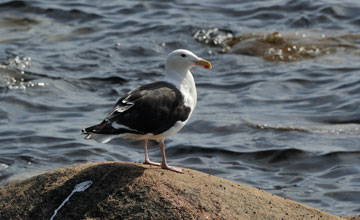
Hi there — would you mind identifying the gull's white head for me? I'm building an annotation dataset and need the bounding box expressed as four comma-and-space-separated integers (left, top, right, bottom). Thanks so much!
165, 49, 212, 74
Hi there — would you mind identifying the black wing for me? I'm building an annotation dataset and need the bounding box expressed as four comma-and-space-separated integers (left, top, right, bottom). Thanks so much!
85, 81, 191, 135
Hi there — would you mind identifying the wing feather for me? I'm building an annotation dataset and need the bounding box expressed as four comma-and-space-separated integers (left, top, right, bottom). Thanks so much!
83, 81, 191, 136
105, 81, 191, 135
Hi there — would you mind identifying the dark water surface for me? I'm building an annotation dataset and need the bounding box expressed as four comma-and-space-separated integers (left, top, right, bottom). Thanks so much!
1, 0, 360, 216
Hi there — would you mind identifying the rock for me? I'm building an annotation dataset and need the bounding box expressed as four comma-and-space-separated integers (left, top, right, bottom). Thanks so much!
0, 162, 348, 220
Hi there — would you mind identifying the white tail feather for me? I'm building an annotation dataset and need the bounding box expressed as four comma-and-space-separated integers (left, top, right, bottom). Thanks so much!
84, 133, 116, 143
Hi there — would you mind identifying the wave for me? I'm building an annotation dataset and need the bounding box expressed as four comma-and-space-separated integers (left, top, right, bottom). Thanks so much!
0, 1, 102, 23
168, 145, 308, 163
168, 145, 360, 168
0, 56, 47, 92
80, 76, 127, 84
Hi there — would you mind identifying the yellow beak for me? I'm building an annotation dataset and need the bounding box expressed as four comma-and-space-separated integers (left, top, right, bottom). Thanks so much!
194, 59, 212, 69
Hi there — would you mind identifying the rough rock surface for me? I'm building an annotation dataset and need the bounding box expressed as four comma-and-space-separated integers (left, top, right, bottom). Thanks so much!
0, 162, 350, 220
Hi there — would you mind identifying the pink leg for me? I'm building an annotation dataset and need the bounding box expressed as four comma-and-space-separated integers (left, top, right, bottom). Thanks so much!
143, 139, 161, 166
159, 139, 183, 173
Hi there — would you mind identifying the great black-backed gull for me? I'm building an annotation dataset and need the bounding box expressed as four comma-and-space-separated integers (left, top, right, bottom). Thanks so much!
81, 49, 212, 173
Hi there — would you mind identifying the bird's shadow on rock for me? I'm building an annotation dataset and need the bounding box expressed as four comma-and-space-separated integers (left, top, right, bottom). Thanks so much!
28, 162, 145, 220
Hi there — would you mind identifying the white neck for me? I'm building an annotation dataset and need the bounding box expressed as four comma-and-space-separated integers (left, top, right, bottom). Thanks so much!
164, 68, 197, 110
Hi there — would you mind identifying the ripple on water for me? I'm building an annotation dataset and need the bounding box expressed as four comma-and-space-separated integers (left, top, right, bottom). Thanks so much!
325, 191, 360, 202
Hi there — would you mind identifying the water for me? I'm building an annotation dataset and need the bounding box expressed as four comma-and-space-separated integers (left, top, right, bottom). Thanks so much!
1, 0, 360, 216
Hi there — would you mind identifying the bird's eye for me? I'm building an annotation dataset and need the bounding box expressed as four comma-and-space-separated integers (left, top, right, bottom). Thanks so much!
181, 54, 187, 57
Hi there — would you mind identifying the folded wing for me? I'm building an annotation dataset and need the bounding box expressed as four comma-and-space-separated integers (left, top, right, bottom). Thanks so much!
82, 81, 191, 137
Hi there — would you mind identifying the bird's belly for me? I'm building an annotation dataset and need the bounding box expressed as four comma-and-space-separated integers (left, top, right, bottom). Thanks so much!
147, 120, 186, 141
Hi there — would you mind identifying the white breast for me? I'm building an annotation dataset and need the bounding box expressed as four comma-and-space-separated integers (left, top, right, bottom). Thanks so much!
180, 70, 197, 112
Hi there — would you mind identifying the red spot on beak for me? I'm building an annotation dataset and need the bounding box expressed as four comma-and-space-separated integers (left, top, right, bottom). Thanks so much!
204, 65, 210, 69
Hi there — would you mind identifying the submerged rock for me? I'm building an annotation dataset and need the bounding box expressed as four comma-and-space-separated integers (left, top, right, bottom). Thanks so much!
0, 162, 348, 220
193, 28, 360, 61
